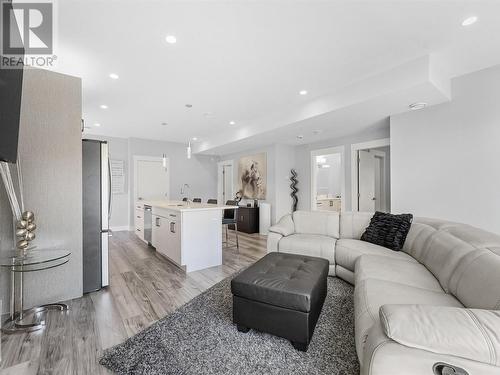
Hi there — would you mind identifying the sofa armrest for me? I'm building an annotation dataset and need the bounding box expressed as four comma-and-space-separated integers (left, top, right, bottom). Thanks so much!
267, 232, 282, 253
379, 304, 500, 367
268, 214, 295, 237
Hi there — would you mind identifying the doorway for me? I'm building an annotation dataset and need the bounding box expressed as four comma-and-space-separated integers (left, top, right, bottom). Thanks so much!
351, 139, 390, 212
311, 146, 345, 212
218, 160, 234, 204
133, 156, 170, 202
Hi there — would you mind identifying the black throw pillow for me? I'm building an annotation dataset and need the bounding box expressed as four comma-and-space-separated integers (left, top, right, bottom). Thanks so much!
360, 212, 413, 251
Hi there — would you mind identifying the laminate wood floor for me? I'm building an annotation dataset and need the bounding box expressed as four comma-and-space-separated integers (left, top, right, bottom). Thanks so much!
0, 230, 267, 375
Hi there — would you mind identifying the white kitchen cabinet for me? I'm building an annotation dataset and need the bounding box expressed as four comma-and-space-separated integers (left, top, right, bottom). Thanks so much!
135, 203, 146, 242
152, 214, 168, 256
152, 209, 182, 266
151, 214, 160, 249
145, 200, 237, 272
166, 215, 181, 265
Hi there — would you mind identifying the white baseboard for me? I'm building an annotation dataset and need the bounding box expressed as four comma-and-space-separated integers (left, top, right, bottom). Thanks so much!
110, 226, 130, 232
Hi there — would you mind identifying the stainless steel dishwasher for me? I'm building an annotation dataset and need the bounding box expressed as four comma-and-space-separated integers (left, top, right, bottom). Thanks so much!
143, 205, 152, 244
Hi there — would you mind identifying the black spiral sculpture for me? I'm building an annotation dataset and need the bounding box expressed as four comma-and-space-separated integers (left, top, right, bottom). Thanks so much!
290, 169, 298, 212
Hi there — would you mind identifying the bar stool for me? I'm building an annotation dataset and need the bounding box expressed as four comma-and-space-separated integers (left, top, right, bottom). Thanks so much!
223, 200, 239, 251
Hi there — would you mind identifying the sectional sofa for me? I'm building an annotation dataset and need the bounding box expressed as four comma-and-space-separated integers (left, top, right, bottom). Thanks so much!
267, 210, 500, 375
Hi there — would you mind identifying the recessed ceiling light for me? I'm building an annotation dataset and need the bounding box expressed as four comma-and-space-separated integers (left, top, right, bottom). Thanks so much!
161, 122, 168, 126
297, 135, 304, 140
462, 16, 478, 26
409, 102, 427, 110
299, 90, 308, 95
185, 104, 193, 108
192, 137, 198, 141
94, 123, 101, 127
229, 121, 236, 125
100, 104, 108, 109
109, 73, 119, 80
166, 35, 177, 44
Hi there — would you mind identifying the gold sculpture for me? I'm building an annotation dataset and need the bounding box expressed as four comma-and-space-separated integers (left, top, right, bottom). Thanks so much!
16, 211, 36, 251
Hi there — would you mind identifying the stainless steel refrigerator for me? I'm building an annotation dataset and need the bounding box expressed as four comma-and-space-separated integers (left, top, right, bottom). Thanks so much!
82, 139, 110, 293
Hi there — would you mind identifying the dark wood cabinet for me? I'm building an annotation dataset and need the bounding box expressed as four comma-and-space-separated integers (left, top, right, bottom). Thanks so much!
236, 206, 259, 234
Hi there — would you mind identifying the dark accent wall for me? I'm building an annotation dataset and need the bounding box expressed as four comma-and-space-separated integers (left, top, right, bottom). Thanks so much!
0, 68, 83, 313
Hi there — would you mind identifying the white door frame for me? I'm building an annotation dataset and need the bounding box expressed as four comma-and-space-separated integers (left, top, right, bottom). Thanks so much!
217, 160, 234, 204
351, 138, 390, 212
372, 150, 387, 211
133, 155, 170, 203
310, 146, 346, 212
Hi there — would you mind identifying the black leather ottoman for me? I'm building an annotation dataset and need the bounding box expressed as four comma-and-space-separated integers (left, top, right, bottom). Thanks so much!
231, 252, 329, 351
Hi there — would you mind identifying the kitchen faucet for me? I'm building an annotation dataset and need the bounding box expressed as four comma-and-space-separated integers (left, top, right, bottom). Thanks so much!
181, 183, 191, 202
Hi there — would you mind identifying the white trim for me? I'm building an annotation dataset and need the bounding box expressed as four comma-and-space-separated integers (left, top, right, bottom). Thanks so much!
217, 159, 233, 204
101, 143, 109, 231
351, 138, 390, 212
372, 150, 387, 211
310, 146, 346, 212
133, 155, 170, 203
110, 226, 130, 232
101, 232, 109, 287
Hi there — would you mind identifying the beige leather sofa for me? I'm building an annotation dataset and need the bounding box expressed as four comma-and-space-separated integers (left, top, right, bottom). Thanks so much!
268, 211, 500, 375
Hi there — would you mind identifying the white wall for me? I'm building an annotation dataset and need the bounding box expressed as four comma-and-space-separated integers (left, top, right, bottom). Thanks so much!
90, 128, 390, 231
219, 128, 390, 224
85, 136, 218, 231
220, 145, 277, 221
391, 65, 500, 234
274, 144, 296, 223
128, 138, 218, 226
294, 123, 390, 211
84, 135, 129, 230
220, 144, 297, 225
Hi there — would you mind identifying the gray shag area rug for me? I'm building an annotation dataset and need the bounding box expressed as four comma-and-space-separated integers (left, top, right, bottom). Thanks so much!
100, 275, 359, 375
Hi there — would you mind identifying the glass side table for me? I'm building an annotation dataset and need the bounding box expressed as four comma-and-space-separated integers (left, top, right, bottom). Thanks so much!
0, 249, 71, 334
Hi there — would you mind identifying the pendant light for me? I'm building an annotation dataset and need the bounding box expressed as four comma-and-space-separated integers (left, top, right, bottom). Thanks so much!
187, 141, 192, 159
162, 153, 167, 169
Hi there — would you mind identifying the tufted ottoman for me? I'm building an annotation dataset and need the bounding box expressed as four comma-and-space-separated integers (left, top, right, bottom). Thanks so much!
231, 252, 329, 351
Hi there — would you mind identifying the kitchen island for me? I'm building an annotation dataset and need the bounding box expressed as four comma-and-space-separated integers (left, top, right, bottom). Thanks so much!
135, 200, 237, 272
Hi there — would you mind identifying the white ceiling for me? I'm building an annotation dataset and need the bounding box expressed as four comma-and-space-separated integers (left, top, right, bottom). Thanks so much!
53, 1, 500, 154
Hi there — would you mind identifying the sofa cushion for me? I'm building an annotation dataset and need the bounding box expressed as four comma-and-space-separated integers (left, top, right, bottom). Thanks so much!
402, 218, 455, 259
403, 220, 476, 292
360, 211, 413, 251
403, 218, 500, 308
268, 214, 295, 236
279, 234, 335, 266
335, 239, 416, 272
448, 248, 500, 310
339, 212, 373, 239
292, 210, 340, 238
379, 304, 500, 367
361, 322, 500, 375
354, 279, 462, 362
355, 255, 443, 292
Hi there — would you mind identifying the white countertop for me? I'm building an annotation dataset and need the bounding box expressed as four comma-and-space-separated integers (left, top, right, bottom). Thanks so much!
139, 200, 238, 212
